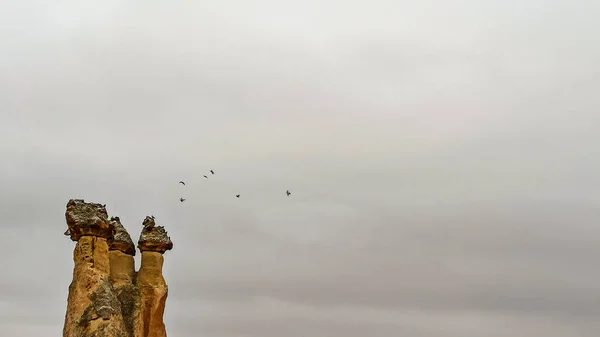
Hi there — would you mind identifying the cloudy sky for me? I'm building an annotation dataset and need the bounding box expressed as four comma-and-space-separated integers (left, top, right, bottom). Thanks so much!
1, 0, 600, 336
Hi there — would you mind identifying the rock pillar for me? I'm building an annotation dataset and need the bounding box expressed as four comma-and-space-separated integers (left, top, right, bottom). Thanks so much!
108, 216, 139, 337
63, 199, 128, 337
136, 216, 174, 337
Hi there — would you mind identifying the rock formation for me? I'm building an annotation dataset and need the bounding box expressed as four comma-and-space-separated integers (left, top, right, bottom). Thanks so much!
108, 216, 139, 337
137, 217, 173, 337
62, 200, 173, 337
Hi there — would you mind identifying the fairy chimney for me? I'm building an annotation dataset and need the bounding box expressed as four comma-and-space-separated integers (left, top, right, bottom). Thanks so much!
62, 199, 174, 337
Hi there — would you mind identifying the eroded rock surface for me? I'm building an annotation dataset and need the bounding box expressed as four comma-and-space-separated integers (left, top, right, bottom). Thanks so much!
137, 251, 168, 337
108, 218, 140, 337
138, 218, 173, 254
64, 202, 173, 337
142, 216, 156, 229
65, 199, 114, 241
109, 216, 136, 256
137, 216, 172, 337
63, 233, 127, 337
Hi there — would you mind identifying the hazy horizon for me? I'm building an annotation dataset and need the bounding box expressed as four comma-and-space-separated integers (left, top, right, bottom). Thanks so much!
2, 1, 600, 336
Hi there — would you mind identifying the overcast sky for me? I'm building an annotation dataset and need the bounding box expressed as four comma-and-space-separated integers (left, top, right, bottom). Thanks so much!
1, 0, 600, 336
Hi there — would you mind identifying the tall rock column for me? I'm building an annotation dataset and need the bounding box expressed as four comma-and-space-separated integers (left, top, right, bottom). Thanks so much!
108, 216, 139, 337
63, 199, 127, 337
136, 216, 174, 337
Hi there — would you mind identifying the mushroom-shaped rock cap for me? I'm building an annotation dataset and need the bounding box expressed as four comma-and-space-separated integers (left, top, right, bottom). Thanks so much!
137, 218, 173, 254
142, 216, 156, 229
65, 199, 114, 241
107, 216, 136, 256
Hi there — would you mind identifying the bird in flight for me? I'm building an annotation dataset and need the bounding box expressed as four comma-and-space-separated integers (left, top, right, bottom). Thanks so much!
286, 190, 291, 196
180, 198, 186, 202
235, 194, 240, 198
179, 181, 185, 185
203, 175, 208, 178
210, 170, 214, 175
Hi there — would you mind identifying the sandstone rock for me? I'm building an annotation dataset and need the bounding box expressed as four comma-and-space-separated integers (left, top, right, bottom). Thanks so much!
136, 217, 172, 337
63, 235, 128, 337
109, 250, 141, 337
109, 250, 136, 284
109, 216, 136, 256
137, 218, 173, 254
64, 202, 173, 337
142, 216, 156, 229
65, 199, 114, 241
116, 283, 141, 337
137, 251, 169, 337
108, 217, 141, 337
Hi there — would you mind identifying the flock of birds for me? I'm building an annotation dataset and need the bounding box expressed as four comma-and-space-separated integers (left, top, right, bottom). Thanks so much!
177, 169, 291, 202
61, 168, 292, 237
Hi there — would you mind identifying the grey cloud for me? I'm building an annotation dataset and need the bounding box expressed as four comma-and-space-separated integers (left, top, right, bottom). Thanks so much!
2, 0, 600, 336
169, 200, 600, 312
164, 297, 597, 337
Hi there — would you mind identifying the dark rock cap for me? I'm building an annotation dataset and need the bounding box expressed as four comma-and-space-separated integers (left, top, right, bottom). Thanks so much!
107, 216, 136, 256
65, 199, 114, 241
142, 216, 155, 229
137, 217, 173, 254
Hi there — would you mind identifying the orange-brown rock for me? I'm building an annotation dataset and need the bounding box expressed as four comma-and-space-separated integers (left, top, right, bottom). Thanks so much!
137, 251, 169, 337
108, 216, 141, 337
65, 199, 114, 241
109, 216, 136, 256
63, 200, 128, 337
63, 201, 174, 337
136, 218, 173, 337
138, 216, 173, 253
